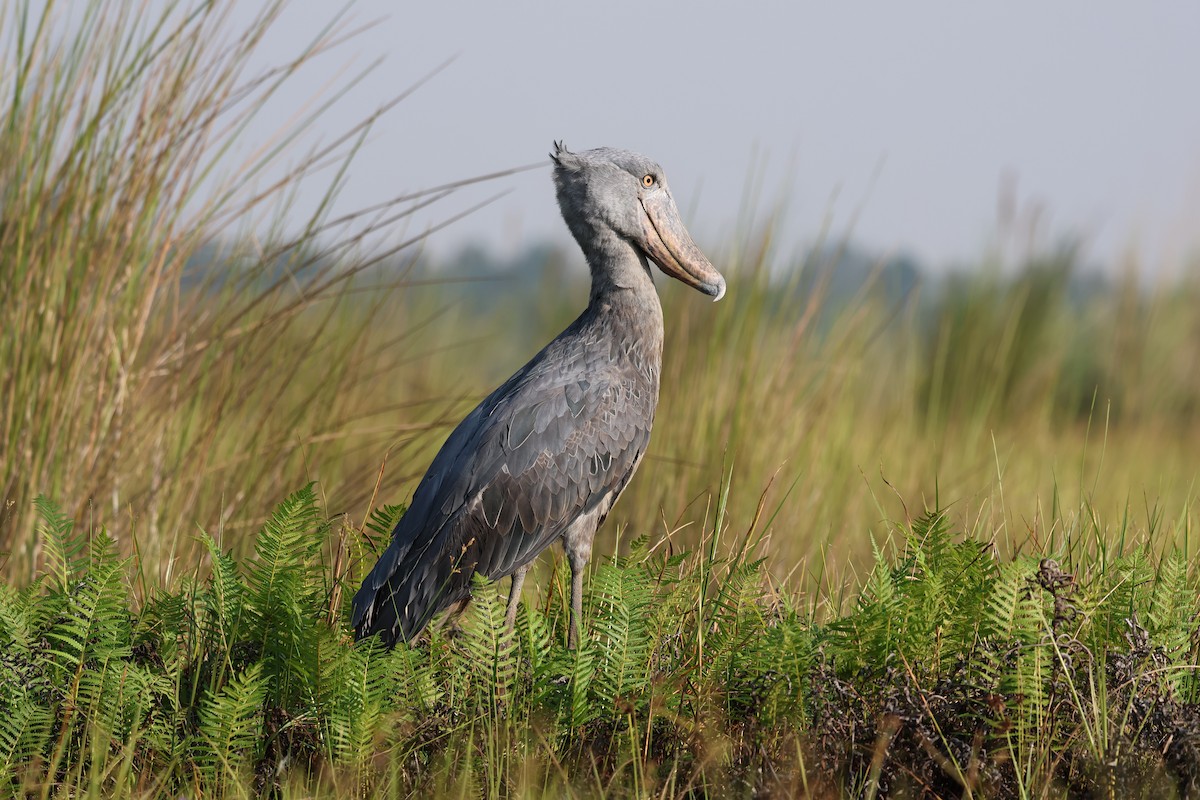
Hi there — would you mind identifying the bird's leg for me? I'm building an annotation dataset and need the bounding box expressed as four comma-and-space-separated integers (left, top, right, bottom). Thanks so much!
504, 565, 528, 630
567, 551, 587, 650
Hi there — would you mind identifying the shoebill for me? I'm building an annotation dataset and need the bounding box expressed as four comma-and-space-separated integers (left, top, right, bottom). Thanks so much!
352, 143, 724, 648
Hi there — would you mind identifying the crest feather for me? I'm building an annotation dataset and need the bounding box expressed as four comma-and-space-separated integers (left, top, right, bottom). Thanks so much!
550, 140, 581, 170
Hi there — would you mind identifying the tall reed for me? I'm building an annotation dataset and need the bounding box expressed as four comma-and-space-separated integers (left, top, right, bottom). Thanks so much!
0, 0, 507, 581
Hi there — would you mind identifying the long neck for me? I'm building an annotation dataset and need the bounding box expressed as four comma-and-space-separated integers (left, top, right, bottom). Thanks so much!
576, 226, 665, 375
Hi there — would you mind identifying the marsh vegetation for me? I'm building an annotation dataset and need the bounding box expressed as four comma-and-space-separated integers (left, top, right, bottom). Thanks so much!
2, 2, 1199, 797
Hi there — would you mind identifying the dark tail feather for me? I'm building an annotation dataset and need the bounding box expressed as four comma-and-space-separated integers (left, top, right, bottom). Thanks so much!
352, 534, 475, 646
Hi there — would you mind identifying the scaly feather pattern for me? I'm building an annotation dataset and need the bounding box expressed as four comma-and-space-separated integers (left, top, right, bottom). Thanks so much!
353, 303, 658, 644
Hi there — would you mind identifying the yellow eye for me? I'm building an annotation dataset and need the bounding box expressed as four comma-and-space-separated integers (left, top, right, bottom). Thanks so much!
642, 174, 654, 188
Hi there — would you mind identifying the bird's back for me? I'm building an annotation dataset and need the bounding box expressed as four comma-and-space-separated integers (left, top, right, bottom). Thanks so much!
352, 305, 660, 644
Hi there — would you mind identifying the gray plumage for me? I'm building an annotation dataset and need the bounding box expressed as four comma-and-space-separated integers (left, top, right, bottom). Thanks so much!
352, 143, 725, 647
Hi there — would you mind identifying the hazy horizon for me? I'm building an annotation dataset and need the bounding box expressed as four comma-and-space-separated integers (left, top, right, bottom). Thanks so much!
213, 1, 1200, 274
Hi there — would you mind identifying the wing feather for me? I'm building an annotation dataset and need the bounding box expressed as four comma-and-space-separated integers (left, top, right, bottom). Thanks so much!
352, 335, 655, 645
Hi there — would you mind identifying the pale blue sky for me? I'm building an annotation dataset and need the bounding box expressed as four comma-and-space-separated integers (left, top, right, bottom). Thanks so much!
225, 1, 1200, 272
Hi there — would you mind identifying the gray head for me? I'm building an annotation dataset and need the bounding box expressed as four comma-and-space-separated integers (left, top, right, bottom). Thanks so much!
551, 142, 725, 301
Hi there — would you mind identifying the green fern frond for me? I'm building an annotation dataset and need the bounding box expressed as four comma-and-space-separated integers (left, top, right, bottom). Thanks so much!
1147, 550, 1191, 653
195, 662, 268, 791
138, 588, 190, 671
825, 536, 902, 672
458, 573, 518, 702
589, 563, 653, 711
319, 638, 393, 767
981, 560, 1043, 645
568, 638, 597, 729
0, 583, 34, 652
704, 559, 768, 688
33, 495, 83, 593
42, 537, 131, 680
519, 600, 554, 686
364, 502, 407, 540
1092, 549, 1153, 643
386, 642, 444, 713
241, 485, 327, 707
244, 484, 324, 615
198, 530, 247, 651
0, 694, 53, 784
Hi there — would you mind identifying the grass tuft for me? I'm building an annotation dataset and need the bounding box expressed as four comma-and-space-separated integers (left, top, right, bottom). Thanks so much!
1, 489, 1197, 797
